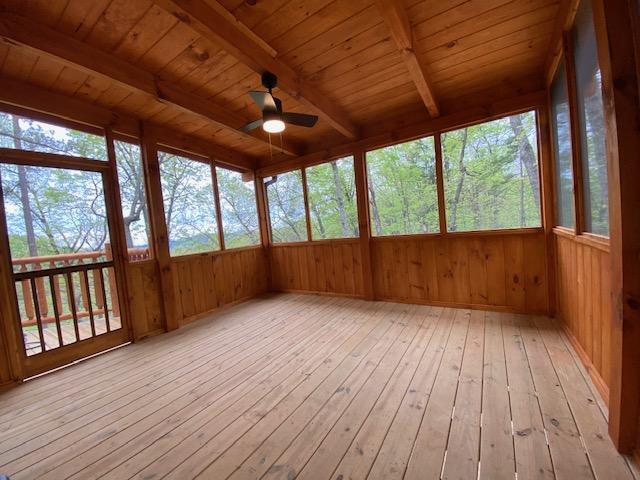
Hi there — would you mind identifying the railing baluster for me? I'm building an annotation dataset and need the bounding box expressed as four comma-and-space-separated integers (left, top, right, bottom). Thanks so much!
51, 260, 62, 316
78, 259, 89, 313
34, 261, 48, 318
99, 268, 111, 333
20, 264, 35, 321
93, 268, 105, 311
82, 269, 96, 337
107, 266, 120, 318
49, 274, 63, 348
29, 277, 45, 353
10, 246, 150, 347
65, 271, 80, 342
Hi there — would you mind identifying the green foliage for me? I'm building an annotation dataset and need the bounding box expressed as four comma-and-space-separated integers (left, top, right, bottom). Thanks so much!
266, 170, 307, 243
114, 140, 151, 249
367, 137, 439, 235
306, 158, 358, 239
216, 167, 260, 249
551, 63, 576, 229
159, 152, 219, 256
0, 112, 107, 159
442, 111, 541, 232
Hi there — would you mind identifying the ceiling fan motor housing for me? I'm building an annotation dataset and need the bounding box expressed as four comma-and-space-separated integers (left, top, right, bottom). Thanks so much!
261, 71, 278, 91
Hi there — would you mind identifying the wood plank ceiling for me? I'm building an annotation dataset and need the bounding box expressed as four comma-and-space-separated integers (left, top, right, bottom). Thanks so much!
0, 0, 560, 164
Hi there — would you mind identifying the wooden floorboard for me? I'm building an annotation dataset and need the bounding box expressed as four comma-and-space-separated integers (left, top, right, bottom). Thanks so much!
0, 293, 633, 480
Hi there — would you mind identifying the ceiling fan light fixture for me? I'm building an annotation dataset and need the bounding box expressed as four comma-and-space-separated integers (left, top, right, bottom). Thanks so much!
263, 118, 285, 133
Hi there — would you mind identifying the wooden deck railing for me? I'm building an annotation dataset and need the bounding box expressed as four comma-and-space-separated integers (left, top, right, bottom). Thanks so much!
12, 244, 149, 326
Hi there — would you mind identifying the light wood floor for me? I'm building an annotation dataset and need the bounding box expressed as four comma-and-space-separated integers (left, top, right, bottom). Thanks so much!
0, 294, 635, 480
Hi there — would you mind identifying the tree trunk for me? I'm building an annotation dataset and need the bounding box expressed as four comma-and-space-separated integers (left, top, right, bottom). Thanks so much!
311, 204, 325, 237
450, 128, 468, 232
12, 116, 38, 257
509, 115, 540, 212
367, 177, 383, 235
330, 161, 350, 236
519, 156, 526, 226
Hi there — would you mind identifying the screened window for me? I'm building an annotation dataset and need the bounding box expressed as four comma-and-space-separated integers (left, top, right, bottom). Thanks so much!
159, 151, 219, 256
114, 140, 152, 261
441, 111, 541, 232
573, 0, 608, 236
306, 157, 358, 239
551, 62, 575, 228
0, 112, 107, 160
366, 136, 439, 236
216, 167, 260, 248
0, 164, 112, 272
266, 170, 308, 243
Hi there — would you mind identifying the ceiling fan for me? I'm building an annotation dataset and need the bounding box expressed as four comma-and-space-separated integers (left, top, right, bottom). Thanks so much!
240, 71, 318, 134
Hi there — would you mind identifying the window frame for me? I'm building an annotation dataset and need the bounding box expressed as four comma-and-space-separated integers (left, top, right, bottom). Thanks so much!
0, 106, 109, 161
215, 164, 261, 250
157, 147, 224, 257
365, 136, 441, 237
264, 169, 310, 245
547, 0, 610, 242
440, 112, 543, 234
304, 156, 359, 241
263, 108, 545, 244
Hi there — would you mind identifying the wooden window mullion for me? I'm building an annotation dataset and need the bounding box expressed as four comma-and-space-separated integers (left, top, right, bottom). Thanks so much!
563, 32, 586, 235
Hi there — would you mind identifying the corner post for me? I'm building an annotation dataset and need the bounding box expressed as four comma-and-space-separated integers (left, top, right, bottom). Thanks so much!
353, 149, 374, 300
140, 124, 181, 331
592, 0, 640, 453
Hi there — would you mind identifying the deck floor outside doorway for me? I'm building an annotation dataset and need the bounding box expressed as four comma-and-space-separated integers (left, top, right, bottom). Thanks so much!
0, 293, 634, 480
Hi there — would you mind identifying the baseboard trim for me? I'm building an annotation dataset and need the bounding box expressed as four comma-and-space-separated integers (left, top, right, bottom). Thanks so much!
270, 288, 548, 315
561, 323, 610, 406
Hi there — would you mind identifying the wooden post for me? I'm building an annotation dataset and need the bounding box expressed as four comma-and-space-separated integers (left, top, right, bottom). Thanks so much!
592, 0, 640, 453
353, 149, 374, 300
0, 176, 24, 381
104, 129, 134, 339
537, 104, 557, 316
103, 243, 120, 317
254, 173, 273, 291
140, 124, 181, 331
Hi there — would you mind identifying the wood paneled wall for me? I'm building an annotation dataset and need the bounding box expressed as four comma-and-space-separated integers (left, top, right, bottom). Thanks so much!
0, 327, 13, 388
371, 231, 548, 312
555, 230, 611, 401
171, 246, 269, 325
126, 261, 165, 341
269, 231, 549, 314
270, 240, 364, 297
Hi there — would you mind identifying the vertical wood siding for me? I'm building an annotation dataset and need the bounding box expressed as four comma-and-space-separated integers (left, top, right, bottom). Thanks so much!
555, 232, 611, 401
269, 232, 549, 314
170, 246, 269, 326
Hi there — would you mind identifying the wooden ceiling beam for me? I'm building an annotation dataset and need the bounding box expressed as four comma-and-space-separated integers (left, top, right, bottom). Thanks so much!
0, 12, 303, 157
375, 0, 439, 117
151, 0, 360, 140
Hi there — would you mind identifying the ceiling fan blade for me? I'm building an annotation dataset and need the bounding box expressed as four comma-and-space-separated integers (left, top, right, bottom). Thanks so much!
239, 118, 264, 133
281, 112, 319, 128
248, 91, 277, 112
273, 97, 283, 113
